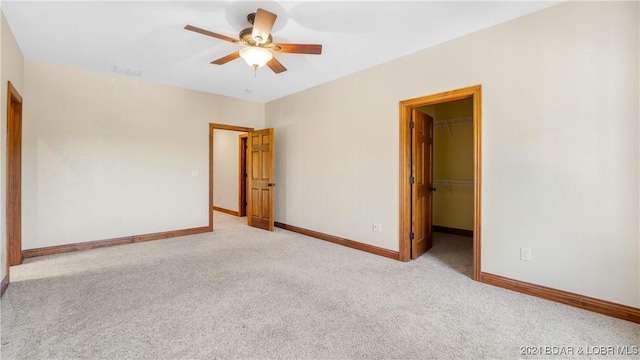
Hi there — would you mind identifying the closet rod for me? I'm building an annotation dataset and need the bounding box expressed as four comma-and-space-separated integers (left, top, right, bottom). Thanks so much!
433, 179, 473, 185
433, 117, 472, 127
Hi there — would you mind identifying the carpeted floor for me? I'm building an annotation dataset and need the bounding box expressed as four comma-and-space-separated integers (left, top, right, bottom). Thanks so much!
1, 212, 638, 359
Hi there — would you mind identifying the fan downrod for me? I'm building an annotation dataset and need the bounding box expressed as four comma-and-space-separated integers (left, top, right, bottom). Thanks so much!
247, 13, 256, 25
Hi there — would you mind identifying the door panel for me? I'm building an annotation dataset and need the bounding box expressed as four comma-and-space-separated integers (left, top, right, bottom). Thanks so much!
411, 110, 433, 259
247, 128, 275, 231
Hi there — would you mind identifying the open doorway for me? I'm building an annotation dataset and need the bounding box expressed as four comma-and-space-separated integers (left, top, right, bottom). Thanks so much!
209, 123, 254, 229
419, 98, 474, 276
209, 123, 276, 231
211, 127, 250, 217
398, 85, 482, 280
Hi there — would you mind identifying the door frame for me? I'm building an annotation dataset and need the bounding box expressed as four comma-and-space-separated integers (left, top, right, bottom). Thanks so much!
7, 81, 23, 276
209, 123, 254, 229
399, 85, 482, 280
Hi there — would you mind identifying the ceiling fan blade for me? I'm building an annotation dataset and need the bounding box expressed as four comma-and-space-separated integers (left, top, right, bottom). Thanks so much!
272, 43, 322, 55
184, 25, 238, 44
267, 57, 287, 74
251, 8, 277, 45
211, 52, 241, 65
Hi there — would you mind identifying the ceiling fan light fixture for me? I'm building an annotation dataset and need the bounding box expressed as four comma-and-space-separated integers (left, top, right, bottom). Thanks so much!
185, 7, 321, 75
239, 46, 273, 69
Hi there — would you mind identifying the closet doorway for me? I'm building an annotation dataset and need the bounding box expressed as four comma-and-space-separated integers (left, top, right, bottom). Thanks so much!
398, 85, 482, 280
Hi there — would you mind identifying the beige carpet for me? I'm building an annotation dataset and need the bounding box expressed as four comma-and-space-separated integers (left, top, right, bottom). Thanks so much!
1, 212, 638, 359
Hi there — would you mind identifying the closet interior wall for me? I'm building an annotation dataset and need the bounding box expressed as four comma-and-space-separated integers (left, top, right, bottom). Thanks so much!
419, 97, 474, 232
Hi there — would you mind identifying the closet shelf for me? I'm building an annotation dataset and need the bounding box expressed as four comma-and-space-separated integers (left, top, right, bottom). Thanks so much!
434, 178, 473, 193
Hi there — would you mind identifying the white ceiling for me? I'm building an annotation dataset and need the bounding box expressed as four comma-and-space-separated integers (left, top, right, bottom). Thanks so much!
1, 1, 560, 103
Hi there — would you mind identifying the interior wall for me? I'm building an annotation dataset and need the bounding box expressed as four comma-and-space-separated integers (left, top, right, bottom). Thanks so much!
22, 59, 264, 250
266, 1, 640, 307
0, 9, 24, 281
213, 129, 242, 212
432, 98, 473, 231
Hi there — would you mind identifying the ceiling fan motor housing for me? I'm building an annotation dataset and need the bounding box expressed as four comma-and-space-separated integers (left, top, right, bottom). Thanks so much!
239, 26, 272, 47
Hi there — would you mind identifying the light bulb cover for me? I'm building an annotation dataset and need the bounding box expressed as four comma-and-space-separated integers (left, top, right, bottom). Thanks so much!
239, 47, 273, 68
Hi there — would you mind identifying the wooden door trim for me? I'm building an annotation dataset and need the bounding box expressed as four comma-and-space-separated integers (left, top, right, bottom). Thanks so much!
7, 81, 23, 278
22, 226, 210, 258
274, 221, 400, 260
209, 123, 254, 229
399, 85, 482, 281
212, 206, 240, 217
481, 272, 640, 323
7, 81, 22, 103
210, 123, 253, 132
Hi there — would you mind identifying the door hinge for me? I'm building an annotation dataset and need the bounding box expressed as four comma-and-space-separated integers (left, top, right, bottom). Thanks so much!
409, 177, 415, 184
409, 121, 415, 129
244, 201, 248, 206
409, 232, 415, 240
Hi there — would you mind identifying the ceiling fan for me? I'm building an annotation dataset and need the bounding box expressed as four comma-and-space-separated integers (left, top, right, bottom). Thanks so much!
185, 8, 322, 75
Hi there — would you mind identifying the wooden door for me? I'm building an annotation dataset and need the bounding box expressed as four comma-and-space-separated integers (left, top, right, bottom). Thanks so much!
7, 82, 23, 266
247, 128, 274, 231
411, 109, 433, 259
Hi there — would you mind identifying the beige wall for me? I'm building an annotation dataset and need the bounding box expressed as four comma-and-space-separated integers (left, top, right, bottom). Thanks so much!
266, 1, 639, 307
1, 9, 24, 282
22, 60, 264, 249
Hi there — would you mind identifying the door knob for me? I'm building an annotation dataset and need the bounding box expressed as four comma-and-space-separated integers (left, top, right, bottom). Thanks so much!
428, 186, 437, 192
267, 183, 275, 187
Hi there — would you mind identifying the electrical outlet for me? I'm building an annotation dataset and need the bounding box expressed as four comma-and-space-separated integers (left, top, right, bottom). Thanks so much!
372, 223, 382, 233
520, 247, 532, 261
